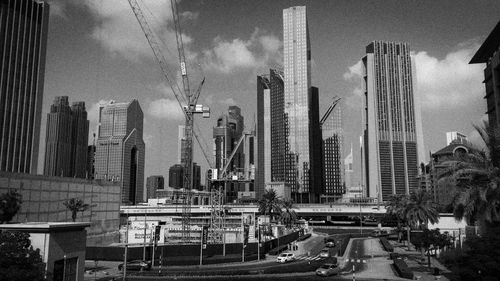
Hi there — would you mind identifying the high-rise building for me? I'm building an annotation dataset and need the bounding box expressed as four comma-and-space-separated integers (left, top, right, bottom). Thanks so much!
87, 144, 95, 179
446, 131, 468, 146
471, 22, 500, 131
362, 41, 424, 201
322, 104, 344, 199
43, 97, 89, 178
0, 0, 50, 174
146, 175, 164, 200
177, 125, 187, 165
213, 106, 244, 202
168, 164, 183, 189
283, 6, 322, 203
94, 100, 145, 205
344, 144, 354, 190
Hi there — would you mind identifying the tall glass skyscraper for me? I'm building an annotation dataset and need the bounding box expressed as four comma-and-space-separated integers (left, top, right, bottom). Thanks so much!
0, 0, 49, 174
95, 100, 145, 205
322, 104, 344, 199
362, 41, 424, 201
43, 96, 89, 178
283, 6, 322, 203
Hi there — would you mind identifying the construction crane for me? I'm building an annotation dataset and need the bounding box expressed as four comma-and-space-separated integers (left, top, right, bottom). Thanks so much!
128, 0, 209, 242
320, 96, 341, 128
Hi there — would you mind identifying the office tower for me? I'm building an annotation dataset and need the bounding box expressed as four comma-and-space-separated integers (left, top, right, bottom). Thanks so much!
256, 68, 286, 200
470, 22, 500, 128
362, 41, 423, 201
322, 104, 344, 199
178, 125, 187, 165
213, 106, 244, 202
0, 0, 49, 174
446, 131, 468, 145
344, 144, 353, 190
87, 145, 95, 179
44, 97, 88, 178
70, 102, 89, 178
94, 100, 145, 205
283, 6, 322, 203
168, 164, 183, 188
193, 162, 201, 190
146, 175, 164, 200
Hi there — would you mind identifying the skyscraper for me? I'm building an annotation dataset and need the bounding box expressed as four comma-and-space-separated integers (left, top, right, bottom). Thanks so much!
0, 0, 50, 174
283, 6, 322, 203
146, 175, 164, 200
94, 100, 145, 205
362, 41, 423, 201
344, 144, 353, 190
43, 96, 89, 178
213, 106, 244, 202
177, 125, 187, 165
322, 104, 344, 199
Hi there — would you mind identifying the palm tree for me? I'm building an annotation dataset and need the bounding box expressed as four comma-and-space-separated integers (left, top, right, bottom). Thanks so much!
0, 189, 22, 224
63, 198, 90, 222
385, 194, 408, 242
403, 189, 439, 251
279, 199, 297, 228
258, 189, 282, 223
438, 122, 500, 234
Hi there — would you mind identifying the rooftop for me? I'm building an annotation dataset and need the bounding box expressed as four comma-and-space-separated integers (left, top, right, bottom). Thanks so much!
470, 21, 500, 64
0, 222, 91, 233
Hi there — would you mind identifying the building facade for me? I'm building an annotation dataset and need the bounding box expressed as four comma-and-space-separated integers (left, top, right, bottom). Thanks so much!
168, 164, 183, 189
283, 6, 322, 203
177, 125, 187, 165
94, 100, 145, 205
146, 175, 164, 200
44, 97, 89, 178
362, 41, 423, 201
322, 104, 344, 199
470, 21, 500, 130
344, 144, 353, 190
0, 0, 49, 174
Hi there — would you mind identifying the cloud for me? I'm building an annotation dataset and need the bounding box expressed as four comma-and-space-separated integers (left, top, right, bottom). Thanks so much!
343, 60, 363, 80
413, 43, 484, 109
203, 29, 282, 73
220, 98, 236, 106
48, 0, 67, 19
73, 0, 194, 63
148, 98, 184, 120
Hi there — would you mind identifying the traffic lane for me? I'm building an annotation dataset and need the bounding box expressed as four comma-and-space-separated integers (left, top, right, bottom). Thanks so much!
125, 273, 377, 281
343, 238, 367, 273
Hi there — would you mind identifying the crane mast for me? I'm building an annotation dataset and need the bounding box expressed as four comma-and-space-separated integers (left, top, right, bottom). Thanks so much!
128, 0, 209, 243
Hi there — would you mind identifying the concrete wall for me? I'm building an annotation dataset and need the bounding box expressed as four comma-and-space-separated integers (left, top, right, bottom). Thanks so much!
0, 171, 121, 245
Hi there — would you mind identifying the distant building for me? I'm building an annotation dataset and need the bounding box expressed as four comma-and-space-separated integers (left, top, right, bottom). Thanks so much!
178, 125, 187, 165
213, 106, 245, 202
344, 144, 354, 190
257, 68, 285, 200
94, 100, 145, 205
283, 6, 323, 203
446, 131, 468, 146
0, 0, 50, 174
193, 162, 201, 190
146, 175, 164, 200
470, 21, 500, 130
87, 144, 96, 179
43, 97, 89, 178
168, 164, 184, 189
322, 101, 344, 201
362, 41, 424, 201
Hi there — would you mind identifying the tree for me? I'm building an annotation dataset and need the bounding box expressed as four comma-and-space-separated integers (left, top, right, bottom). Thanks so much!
258, 189, 282, 223
403, 189, 439, 251
279, 199, 297, 227
0, 231, 46, 281
384, 194, 409, 242
0, 189, 22, 223
63, 198, 89, 222
411, 228, 452, 269
438, 122, 500, 234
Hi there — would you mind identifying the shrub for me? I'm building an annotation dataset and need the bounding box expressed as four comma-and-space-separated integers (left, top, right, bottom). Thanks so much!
393, 258, 414, 279
380, 237, 394, 252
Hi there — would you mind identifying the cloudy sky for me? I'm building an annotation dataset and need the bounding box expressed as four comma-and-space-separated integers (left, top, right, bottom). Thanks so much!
42, 0, 499, 186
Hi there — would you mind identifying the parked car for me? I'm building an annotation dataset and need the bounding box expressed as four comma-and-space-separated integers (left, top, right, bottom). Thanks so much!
118, 260, 151, 271
315, 263, 340, 276
319, 248, 330, 258
276, 252, 295, 263
325, 240, 336, 247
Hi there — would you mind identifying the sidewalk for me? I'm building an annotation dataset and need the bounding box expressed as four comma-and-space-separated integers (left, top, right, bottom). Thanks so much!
391, 241, 453, 281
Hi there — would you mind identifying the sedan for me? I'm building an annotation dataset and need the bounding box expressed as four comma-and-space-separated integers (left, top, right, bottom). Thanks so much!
319, 248, 330, 258
316, 263, 340, 276
118, 260, 151, 271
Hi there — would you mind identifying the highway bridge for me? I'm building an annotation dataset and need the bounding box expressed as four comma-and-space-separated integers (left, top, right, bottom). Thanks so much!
121, 203, 387, 218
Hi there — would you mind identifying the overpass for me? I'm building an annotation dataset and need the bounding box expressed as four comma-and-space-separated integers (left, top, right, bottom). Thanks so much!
121, 203, 386, 218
